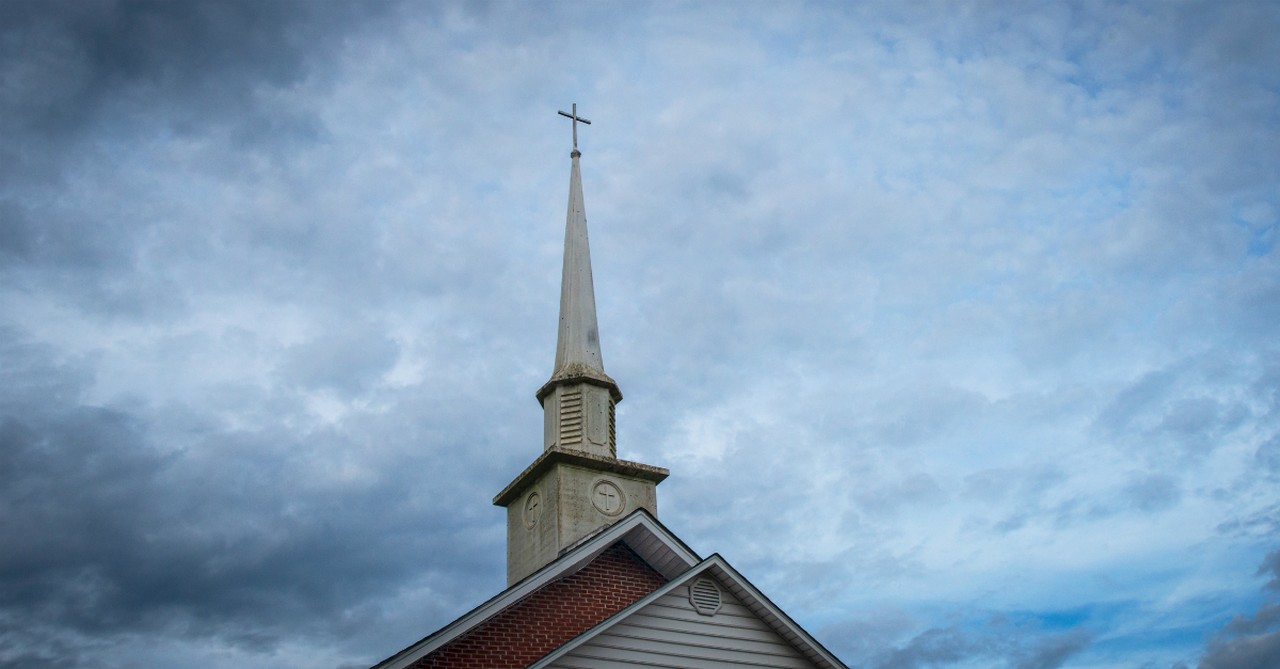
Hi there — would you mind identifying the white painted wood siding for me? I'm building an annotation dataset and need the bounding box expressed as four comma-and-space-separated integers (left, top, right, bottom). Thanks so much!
547, 582, 817, 668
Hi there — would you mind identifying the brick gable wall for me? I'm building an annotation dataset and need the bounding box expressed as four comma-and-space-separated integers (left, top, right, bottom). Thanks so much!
412, 542, 668, 669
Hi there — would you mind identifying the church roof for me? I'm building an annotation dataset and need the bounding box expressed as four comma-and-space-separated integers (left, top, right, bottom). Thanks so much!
370, 510, 698, 669
370, 509, 847, 669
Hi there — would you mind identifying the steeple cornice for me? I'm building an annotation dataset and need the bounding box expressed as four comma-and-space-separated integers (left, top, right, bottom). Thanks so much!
493, 448, 667, 507
536, 364, 621, 403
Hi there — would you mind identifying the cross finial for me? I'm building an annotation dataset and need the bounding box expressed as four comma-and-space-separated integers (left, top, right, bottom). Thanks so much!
557, 103, 591, 154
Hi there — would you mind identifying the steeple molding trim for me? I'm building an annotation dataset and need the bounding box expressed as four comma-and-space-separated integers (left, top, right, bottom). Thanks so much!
535, 365, 622, 403
493, 448, 669, 507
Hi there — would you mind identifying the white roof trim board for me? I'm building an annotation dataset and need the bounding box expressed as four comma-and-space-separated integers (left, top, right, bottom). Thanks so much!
371, 510, 700, 669
528, 554, 849, 669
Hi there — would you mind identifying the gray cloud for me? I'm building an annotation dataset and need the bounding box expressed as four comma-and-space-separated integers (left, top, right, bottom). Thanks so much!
0, 327, 506, 666
1093, 355, 1265, 461
1199, 624, 1280, 669
1255, 435, 1280, 476
0, 0, 400, 325
1013, 629, 1093, 669
278, 325, 399, 394
1121, 473, 1181, 513
855, 473, 946, 515
0, 0, 387, 141
878, 624, 980, 669
1223, 604, 1280, 637
1189, 551, 1280, 669
858, 616, 1091, 669
1259, 551, 1280, 592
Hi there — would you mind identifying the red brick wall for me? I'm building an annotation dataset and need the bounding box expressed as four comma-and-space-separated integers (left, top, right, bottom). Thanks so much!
413, 542, 667, 669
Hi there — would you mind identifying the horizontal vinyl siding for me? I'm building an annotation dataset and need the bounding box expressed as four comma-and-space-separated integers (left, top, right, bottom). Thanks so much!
549, 585, 815, 669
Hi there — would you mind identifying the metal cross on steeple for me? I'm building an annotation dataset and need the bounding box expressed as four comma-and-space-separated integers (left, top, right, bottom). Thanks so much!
557, 103, 591, 151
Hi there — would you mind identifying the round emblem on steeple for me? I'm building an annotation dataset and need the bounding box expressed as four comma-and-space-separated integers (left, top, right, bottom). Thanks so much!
590, 479, 625, 516
523, 491, 542, 529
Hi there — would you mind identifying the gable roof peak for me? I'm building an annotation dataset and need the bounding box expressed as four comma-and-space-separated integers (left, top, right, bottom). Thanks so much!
529, 553, 850, 669
371, 510, 699, 669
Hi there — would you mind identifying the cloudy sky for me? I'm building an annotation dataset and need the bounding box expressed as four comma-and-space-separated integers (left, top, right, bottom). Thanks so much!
2, 1, 1279, 668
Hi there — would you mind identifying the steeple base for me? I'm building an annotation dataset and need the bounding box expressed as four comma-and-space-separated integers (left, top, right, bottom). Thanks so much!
494, 448, 667, 585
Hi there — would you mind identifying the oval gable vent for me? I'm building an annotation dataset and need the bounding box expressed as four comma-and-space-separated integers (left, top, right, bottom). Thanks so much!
689, 577, 722, 616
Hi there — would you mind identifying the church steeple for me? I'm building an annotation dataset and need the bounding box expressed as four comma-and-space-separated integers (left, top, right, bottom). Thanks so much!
493, 107, 667, 585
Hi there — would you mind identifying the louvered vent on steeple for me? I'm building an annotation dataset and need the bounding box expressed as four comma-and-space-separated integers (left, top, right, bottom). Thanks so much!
607, 398, 616, 457
559, 388, 584, 446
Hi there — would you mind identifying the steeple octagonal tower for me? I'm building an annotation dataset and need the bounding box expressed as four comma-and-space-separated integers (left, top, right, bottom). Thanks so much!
493, 108, 668, 586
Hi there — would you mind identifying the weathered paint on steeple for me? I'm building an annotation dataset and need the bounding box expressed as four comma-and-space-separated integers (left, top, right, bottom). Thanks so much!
551, 150, 609, 382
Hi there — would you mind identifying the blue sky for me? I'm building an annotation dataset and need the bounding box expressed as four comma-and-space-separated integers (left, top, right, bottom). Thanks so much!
1, 1, 1278, 668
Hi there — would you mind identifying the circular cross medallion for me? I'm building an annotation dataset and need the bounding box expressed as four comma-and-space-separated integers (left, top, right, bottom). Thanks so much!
591, 480, 625, 516
523, 491, 542, 529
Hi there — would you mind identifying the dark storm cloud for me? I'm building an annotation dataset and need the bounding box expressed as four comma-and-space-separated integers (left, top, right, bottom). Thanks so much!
1188, 551, 1280, 669
1260, 550, 1280, 592
0, 327, 503, 664
0, 0, 389, 142
1223, 604, 1280, 637
0, 0, 397, 318
1198, 612, 1280, 669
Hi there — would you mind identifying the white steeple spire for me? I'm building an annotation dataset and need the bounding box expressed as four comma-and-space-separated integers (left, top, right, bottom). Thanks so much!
552, 149, 606, 377
542, 147, 621, 397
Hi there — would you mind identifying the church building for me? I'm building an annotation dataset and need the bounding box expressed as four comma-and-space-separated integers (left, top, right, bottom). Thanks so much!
370, 107, 848, 669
